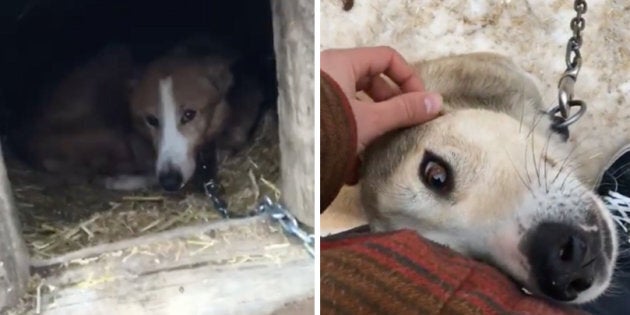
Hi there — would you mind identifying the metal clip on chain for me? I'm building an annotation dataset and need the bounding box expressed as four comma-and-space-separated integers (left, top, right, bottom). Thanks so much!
548, 0, 588, 131
204, 179, 314, 257
204, 179, 230, 219
257, 196, 315, 257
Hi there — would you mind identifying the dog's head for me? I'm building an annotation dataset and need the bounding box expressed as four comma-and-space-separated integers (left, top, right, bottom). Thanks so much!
130, 56, 233, 191
361, 108, 618, 304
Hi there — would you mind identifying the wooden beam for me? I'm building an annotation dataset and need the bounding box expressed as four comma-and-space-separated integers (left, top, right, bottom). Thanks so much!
272, 0, 315, 227
33, 216, 314, 314
0, 144, 30, 311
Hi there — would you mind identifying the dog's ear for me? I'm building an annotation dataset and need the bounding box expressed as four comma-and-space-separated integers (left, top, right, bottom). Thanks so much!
202, 56, 236, 96
126, 66, 144, 92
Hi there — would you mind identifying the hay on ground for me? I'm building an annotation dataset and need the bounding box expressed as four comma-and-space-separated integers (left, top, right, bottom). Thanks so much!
4, 111, 281, 260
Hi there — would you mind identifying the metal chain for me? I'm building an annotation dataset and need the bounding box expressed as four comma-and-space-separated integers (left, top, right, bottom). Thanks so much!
203, 179, 230, 218
256, 196, 315, 257
204, 179, 314, 257
547, 0, 588, 131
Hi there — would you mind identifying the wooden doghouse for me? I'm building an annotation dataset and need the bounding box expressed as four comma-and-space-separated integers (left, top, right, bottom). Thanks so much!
0, 0, 314, 313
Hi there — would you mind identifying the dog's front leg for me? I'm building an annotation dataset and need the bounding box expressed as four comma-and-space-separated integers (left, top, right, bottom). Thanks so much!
103, 133, 158, 191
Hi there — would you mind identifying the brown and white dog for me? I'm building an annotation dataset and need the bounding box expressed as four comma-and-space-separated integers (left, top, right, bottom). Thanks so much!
18, 39, 263, 192
116, 39, 263, 191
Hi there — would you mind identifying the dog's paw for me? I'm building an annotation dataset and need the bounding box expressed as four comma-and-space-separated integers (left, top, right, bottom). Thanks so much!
104, 175, 155, 191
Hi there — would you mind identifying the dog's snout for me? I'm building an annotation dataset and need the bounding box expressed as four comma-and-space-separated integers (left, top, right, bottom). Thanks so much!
527, 222, 597, 301
158, 170, 183, 191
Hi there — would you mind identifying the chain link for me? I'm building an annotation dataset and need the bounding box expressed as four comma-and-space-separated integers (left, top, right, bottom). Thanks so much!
204, 180, 314, 257
257, 196, 315, 257
203, 179, 230, 218
548, 0, 588, 131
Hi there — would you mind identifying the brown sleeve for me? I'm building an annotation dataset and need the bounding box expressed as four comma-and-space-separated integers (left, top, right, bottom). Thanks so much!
320, 70, 358, 212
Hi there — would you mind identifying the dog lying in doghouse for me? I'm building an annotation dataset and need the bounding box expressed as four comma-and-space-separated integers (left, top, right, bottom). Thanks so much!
320, 50, 622, 313
13, 38, 264, 192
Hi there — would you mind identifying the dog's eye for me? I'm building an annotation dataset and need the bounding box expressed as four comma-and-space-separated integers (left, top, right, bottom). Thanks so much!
425, 162, 447, 186
145, 115, 159, 128
419, 151, 453, 195
181, 110, 197, 124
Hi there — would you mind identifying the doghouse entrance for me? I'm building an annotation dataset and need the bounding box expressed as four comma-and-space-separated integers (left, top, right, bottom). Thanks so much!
2, 0, 279, 258
0, 0, 313, 313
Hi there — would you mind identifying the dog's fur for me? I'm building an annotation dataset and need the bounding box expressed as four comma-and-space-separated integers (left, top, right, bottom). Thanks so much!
16, 45, 153, 180
323, 53, 619, 304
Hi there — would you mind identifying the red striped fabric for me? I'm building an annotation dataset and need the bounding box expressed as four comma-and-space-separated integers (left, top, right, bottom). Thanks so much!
321, 230, 587, 315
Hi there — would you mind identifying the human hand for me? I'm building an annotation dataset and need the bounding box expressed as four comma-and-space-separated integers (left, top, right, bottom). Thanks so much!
321, 46, 442, 152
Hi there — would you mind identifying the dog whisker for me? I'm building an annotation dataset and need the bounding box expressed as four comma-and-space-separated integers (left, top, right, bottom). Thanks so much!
505, 148, 535, 196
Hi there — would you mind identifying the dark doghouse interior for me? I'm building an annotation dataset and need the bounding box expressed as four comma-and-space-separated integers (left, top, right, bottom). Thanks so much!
0, 0, 281, 259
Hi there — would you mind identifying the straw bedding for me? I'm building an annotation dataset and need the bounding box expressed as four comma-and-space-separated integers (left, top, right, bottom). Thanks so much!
4, 111, 281, 260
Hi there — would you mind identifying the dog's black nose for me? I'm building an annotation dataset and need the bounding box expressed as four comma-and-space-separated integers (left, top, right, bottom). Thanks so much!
527, 222, 595, 301
158, 170, 183, 191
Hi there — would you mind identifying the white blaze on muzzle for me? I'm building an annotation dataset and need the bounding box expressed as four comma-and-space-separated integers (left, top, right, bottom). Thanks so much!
156, 77, 195, 185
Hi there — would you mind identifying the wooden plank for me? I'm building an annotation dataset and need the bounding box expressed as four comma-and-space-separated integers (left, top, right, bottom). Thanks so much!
32, 216, 313, 315
0, 144, 30, 311
272, 0, 315, 227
